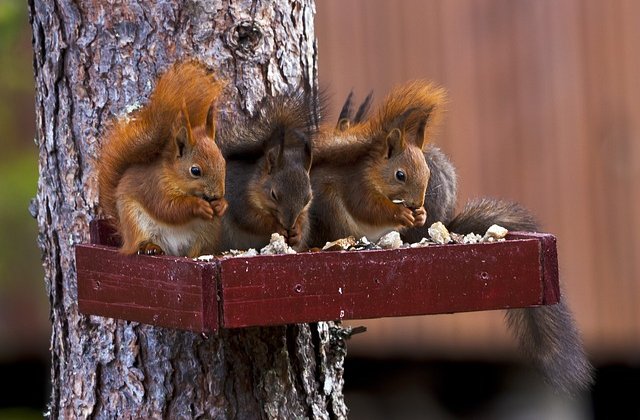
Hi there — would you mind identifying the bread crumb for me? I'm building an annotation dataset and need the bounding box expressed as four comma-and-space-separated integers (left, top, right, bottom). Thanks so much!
377, 231, 403, 249
428, 222, 451, 244
260, 233, 296, 255
482, 224, 508, 242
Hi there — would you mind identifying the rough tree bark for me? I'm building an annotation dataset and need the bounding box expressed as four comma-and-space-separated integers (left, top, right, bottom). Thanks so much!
29, 1, 349, 418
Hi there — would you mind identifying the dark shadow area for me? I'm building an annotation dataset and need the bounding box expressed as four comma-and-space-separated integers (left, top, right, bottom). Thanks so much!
344, 357, 639, 420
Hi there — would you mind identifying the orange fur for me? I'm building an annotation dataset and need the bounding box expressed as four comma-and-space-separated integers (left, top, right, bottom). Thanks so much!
313, 80, 446, 164
307, 81, 445, 246
97, 61, 227, 256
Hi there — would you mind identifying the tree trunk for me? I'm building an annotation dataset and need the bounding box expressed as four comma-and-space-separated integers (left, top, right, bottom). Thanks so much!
29, 1, 348, 418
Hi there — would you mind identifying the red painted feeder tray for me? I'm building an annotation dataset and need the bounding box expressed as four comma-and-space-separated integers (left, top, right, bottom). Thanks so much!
76, 220, 560, 332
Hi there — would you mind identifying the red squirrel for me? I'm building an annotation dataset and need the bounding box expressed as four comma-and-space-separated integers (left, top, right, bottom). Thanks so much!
337, 90, 458, 235
330, 87, 593, 394
307, 81, 446, 247
97, 61, 228, 257
216, 93, 316, 251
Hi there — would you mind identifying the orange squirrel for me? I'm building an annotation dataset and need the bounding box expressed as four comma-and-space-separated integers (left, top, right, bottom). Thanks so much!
97, 61, 228, 257
337, 90, 458, 233
216, 93, 316, 251
307, 81, 446, 247
331, 87, 593, 394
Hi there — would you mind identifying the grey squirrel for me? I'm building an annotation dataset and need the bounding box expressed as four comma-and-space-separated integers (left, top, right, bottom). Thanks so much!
316, 86, 594, 395
216, 92, 316, 251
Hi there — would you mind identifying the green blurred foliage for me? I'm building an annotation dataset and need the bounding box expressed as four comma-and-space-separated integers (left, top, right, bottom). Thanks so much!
0, 0, 48, 363
0, 408, 43, 420
0, 153, 41, 291
0, 0, 35, 154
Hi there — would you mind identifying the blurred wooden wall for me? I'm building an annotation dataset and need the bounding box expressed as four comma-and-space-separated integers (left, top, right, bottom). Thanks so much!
316, 0, 640, 362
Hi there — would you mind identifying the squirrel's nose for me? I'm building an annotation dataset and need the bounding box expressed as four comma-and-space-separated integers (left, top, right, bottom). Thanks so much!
406, 201, 423, 211
202, 194, 220, 202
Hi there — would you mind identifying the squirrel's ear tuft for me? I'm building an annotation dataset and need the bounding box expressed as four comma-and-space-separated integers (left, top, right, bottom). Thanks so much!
354, 91, 373, 123
413, 111, 432, 150
292, 129, 312, 171
264, 126, 285, 174
205, 101, 217, 141
385, 127, 404, 158
173, 103, 195, 158
174, 126, 188, 158
181, 101, 195, 147
336, 91, 354, 131
336, 90, 373, 131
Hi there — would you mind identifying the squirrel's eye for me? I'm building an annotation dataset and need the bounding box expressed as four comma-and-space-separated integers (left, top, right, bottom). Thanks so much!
190, 165, 202, 178
395, 170, 406, 182
271, 189, 278, 201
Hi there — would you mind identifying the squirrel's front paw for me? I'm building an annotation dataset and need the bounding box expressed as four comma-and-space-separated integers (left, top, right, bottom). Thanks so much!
412, 207, 427, 227
193, 198, 214, 220
138, 241, 165, 256
286, 223, 302, 247
393, 206, 415, 227
210, 198, 229, 217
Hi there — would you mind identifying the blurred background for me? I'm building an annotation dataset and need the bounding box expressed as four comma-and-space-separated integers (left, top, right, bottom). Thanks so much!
0, 1, 49, 419
1, 0, 639, 419
316, 1, 639, 419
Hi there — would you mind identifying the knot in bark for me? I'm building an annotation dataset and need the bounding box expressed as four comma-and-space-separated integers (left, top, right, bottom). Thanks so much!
226, 20, 264, 59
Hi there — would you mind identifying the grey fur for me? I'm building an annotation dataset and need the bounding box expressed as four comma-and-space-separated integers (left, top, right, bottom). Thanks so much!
449, 197, 594, 394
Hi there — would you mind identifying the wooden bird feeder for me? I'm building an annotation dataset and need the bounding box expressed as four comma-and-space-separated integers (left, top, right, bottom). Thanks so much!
76, 220, 560, 332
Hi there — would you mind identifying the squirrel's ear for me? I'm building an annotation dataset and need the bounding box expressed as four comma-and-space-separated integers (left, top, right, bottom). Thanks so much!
264, 127, 285, 174
173, 105, 195, 158
292, 129, 312, 171
411, 105, 435, 149
337, 118, 350, 132
173, 102, 195, 157
174, 126, 188, 158
414, 117, 428, 150
182, 102, 195, 147
205, 101, 216, 140
385, 128, 405, 159
336, 91, 354, 131
304, 141, 312, 172
354, 91, 373, 123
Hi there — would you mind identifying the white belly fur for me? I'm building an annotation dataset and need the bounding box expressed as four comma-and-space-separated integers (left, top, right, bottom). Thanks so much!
333, 195, 399, 242
133, 206, 207, 256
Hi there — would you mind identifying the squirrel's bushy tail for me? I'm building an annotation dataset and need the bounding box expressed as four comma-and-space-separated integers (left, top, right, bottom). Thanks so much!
506, 302, 593, 394
448, 198, 594, 395
315, 82, 447, 164
369, 80, 447, 141
98, 61, 224, 221
447, 197, 538, 234
219, 91, 319, 159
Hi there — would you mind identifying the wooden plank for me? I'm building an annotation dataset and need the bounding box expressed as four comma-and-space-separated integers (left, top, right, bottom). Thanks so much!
507, 232, 559, 304
90, 219, 121, 247
76, 244, 218, 332
219, 237, 548, 329
78, 221, 559, 333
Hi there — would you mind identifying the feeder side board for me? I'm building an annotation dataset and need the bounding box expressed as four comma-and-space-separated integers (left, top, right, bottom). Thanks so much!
77, 220, 560, 332
508, 232, 560, 304
76, 244, 218, 332
218, 238, 547, 328
90, 219, 121, 247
